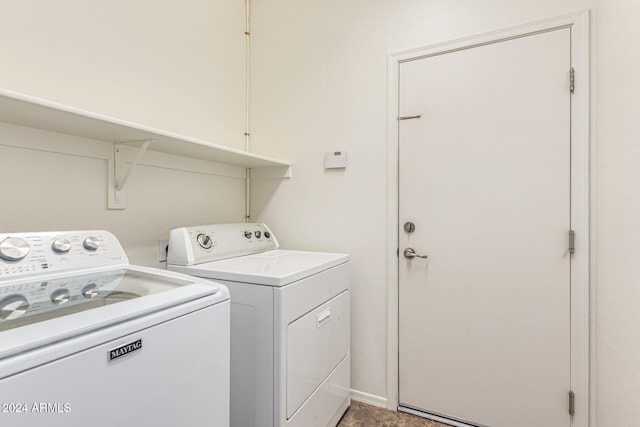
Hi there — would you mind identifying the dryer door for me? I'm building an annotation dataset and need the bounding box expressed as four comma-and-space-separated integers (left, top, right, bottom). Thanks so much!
286, 290, 349, 418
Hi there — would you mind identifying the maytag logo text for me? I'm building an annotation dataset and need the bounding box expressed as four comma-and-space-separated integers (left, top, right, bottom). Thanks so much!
109, 339, 142, 362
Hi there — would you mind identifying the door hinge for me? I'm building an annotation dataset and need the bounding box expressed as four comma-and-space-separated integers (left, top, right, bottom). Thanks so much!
569, 68, 575, 94
569, 230, 576, 255
569, 390, 575, 416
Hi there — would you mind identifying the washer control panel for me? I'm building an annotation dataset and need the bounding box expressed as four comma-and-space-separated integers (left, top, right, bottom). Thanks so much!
0, 231, 128, 281
0, 269, 124, 323
167, 223, 278, 266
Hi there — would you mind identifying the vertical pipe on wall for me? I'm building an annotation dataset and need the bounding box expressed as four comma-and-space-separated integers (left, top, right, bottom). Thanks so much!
244, 0, 252, 222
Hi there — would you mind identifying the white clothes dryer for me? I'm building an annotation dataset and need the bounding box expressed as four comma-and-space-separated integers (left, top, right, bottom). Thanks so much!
167, 223, 350, 427
0, 230, 230, 427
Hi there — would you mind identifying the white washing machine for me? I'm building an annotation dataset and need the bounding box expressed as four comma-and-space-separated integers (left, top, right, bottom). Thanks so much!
0, 230, 230, 427
167, 223, 350, 427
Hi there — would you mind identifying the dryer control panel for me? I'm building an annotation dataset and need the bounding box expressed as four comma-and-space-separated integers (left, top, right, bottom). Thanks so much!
167, 223, 279, 266
0, 231, 128, 281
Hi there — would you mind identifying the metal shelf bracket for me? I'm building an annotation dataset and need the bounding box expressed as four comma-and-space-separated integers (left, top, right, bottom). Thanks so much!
108, 140, 154, 210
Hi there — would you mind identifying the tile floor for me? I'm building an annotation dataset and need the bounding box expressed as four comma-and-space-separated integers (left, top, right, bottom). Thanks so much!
338, 401, 450, 427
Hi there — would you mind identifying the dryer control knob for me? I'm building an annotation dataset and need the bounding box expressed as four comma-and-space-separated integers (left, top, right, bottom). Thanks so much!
264, 231, 271, 239
83, 236, 101, 251
0, 237, 30, 261
244, 231, 252, 239
0, 295, 30, 320
197, 234, 213, 250
51, 289, 71, 305
52, 238, 72, 254
254, 231, 262, 238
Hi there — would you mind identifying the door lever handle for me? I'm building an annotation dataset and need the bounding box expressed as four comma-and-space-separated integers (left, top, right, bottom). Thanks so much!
403, 248, 428, 259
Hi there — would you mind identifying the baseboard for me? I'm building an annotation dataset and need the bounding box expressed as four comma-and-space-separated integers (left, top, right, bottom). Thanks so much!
350, 389, 388, 408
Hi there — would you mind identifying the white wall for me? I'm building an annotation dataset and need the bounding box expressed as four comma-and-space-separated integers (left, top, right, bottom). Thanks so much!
0, 0, 248, 266
249, 0, 595, 410
594, 0, 640, 425
0, 0, 247, 146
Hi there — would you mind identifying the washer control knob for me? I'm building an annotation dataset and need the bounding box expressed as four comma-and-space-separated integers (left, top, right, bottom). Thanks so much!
244, 231, 252, 239
254, 231, 262, 238
83, 236, 101, 251
0, 237, 30, 261
0, 295, 30, 320
82, 284, 100, 299
196, 233, 213, 250
51, 289, 71, 305
264, 231, 271, 239
52, 238, 72, 254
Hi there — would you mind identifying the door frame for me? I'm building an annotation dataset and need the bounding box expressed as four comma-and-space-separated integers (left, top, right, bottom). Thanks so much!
386, 11, 590, 427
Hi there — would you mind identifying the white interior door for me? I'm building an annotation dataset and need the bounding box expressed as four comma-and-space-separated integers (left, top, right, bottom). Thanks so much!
398, 28, 572, 427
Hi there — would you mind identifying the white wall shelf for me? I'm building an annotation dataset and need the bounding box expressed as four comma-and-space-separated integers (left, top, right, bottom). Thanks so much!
0, 88, 291, 169
0, 89, 291, 168
0, 88, 291, 209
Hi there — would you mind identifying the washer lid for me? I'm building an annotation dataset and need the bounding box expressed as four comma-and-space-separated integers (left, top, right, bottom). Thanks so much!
0, 265, 229, 360
169, 249, 350, 287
